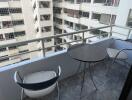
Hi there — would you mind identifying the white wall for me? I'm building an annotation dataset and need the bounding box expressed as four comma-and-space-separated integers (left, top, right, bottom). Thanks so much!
21, 0, 39, 58
115, 0, 132, 26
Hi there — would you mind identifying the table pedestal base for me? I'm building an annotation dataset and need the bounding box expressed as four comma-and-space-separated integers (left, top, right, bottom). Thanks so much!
77, 62, 97, 100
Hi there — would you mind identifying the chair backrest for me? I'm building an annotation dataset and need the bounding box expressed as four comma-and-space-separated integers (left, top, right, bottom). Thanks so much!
14, 66, 61, 91
113, 49, 132, 63
125, 39, 132, 43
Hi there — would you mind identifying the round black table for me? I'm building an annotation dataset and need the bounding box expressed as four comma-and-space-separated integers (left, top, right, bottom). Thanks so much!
67, 43, 107, 99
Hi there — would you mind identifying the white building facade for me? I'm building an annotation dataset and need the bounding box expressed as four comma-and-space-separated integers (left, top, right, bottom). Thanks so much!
0, 0, 54, 67
53, 0, 132, 49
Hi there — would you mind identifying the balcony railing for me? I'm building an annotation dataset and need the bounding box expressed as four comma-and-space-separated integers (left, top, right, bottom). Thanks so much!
0, 25, 132, 67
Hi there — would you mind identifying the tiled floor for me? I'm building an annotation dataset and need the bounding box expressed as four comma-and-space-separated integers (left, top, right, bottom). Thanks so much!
25, 60, 129, 100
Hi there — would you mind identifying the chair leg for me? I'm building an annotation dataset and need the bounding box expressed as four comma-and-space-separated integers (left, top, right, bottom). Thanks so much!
21, 88, 24, 100
75, 61, 82, 75
102, 58, 108, 70
88, 63, 97, 90
106, 58, 116, 75
57, 82, 60, 100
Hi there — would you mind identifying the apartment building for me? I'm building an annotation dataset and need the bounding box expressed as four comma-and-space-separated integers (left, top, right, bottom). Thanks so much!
0, 0, 54, 67
53, 0, 132, 49
30, 0, 54, 56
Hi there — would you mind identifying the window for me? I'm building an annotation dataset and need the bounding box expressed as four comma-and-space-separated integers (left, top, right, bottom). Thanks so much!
34, 16, 38, 22
0, 34, 4, 41
0, 55, 9, 63
45, 47, 52, 52
111, 15, 116, 24
18, 44, 28, 47
69, 22, 73, 28
0, 48, 6, 52
104, 0, 120, 6
12, 20, 24, 26
40, 15, 50, 21
2, 21, 12, 28
36, 28, 39, 33
39, 1, 50, 8
0, 8, 22, 16
74, 35, 77, 40
5, 33, 14, 40
81, 25, 88, 29
53, 7, 62, 14
14, 31, 25, 37
19, 50, 29, 53
54, 17, 62, 24
94, 0, 105, 3
100, 14, 111, 25
127, 9, 132, 28
90, 28, 100, 35
9, 8, 22, 13
45, 38, 52, 42
41, 26, 51, 32
8, 46, 17, 50
83, 0, 91, 3
92, 13, 101, 21
81, 12, 89, 18
54, 27, 62, 34
0, 8, 9, 16
75, 24, 81, 30
33, 2, 36, 10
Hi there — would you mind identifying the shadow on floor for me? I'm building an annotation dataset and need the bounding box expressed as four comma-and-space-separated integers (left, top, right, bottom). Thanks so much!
24, 60, 129, 100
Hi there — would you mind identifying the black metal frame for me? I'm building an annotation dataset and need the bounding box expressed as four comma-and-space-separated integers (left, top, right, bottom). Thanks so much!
14, 66, 61, 100
119, 65, 132, 100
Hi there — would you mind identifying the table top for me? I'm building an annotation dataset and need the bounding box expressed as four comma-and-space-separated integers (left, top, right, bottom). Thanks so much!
67, 43, 107, 62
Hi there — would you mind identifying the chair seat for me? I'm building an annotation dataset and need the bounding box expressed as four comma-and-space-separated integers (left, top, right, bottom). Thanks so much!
107, 48, 128, 60
24, 71, 57, 98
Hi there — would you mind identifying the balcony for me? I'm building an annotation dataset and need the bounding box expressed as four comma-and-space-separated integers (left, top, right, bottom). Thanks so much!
0, 25, 132, 100
63, 14, 79, 23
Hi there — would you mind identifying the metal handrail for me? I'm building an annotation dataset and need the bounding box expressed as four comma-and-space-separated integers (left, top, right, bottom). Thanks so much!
0, 24, 132, 62
0, 34, 109, 59
0, 25, 112, 48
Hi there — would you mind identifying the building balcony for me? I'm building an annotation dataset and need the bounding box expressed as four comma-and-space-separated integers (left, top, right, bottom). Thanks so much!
40, 20, 53, 27
53, 1, 64, 7
18, 45, 29, 52
0, 25, 132, 100
81, 3, 117, 15
15, 36, 27, 42
54, 13, 63, 19
63, 14, 79, 23
0, 38, 17, 45
9, 49, 19, 56
54, 22, 63, 29
38, 8, 52, 15
10, 13, 23, 20
63, 2, 80, 10
8, 1, 21, 8
0, 16, 12, 21
14, 25, 25, 32
0, 27, 14, 33
0, 58, 20, 67
64, 25, 76, 33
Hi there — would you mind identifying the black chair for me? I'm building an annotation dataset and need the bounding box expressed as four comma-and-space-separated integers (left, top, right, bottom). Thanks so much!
14, 66, 61, 100
107, 39, 132, 72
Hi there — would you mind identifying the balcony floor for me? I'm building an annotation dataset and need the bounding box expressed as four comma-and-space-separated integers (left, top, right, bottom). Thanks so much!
25, 60, 129, 100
